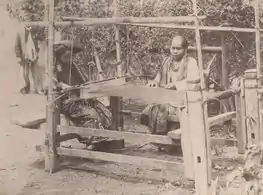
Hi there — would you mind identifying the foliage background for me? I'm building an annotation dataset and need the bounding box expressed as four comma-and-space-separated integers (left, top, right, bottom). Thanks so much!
6, 0, 261, 86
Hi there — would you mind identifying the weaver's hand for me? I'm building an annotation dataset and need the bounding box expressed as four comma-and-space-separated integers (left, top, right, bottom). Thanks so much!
164, 83, 176, 90
17, 58, 22, 65
147, 80, 158, 88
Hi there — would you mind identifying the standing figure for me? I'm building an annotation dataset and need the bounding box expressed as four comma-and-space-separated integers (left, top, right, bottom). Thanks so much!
14, 24, 38, 94
141, 35, 200, 136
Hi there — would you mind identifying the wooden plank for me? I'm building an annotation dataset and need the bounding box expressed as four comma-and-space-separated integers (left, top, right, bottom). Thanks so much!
36, 137, 237, 153
58, 125, 176, 145
208, 112, 236, 127
187, 87, 211, 194
57, 147, 182, 172
88, 84, 186, 107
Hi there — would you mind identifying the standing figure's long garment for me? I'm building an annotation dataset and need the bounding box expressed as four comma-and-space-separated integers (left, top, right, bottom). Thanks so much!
140, 54, 200, 135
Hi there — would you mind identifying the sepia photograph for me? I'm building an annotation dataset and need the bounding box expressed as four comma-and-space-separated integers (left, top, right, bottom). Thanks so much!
0, 0, 263, 194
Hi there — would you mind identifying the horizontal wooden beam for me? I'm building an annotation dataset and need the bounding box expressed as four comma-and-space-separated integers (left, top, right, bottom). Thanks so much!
204, 89, 240, 102
208, 112, 236, 127
58, 125, 176, 145
168, 112, 236, 139
168, 130, 237, 147
121, 23, 262, 33
57, 147, 182, 171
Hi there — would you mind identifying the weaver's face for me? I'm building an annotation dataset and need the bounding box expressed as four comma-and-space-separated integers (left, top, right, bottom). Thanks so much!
170, 38, 186, 61
60, 50, 72, 64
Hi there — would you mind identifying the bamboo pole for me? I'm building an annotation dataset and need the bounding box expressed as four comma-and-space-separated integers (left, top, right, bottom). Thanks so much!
254, 0, 263, 143
45, 0, 59, 173
192, 0, 211, 194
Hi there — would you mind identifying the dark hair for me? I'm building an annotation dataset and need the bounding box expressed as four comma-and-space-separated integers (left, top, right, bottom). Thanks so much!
172, 35, 189, 49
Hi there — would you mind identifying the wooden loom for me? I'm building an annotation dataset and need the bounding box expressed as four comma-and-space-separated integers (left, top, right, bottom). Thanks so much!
30, 0, 263, 194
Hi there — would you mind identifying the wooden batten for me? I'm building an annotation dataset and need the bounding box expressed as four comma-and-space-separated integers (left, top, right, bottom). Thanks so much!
79, 77, 126, 99
57, 147, 182, 172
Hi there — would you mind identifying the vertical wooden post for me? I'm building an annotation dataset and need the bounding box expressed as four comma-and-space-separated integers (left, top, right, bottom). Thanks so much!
192, 0, 212, 184
235, 78, 247, 154
110, 0, 123, 130
187, 80, 211, 195
45, 0, 59, 173
254, 0, 263, 144
179, 100, 194, 180
244, 69, 260, 145
255, 0, 261, 80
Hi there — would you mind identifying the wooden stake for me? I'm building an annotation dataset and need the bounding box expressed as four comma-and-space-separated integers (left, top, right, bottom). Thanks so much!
244, 69, 260, 145
187, 80, 211, 195
45, 0, 60, 173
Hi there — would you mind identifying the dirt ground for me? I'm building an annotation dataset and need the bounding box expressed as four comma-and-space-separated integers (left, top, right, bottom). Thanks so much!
0, 7, 245, 195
